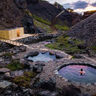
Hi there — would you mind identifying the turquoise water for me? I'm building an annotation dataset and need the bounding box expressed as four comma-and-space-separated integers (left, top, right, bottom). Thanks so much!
28, 52, 56, 62
58, 65, 96, 83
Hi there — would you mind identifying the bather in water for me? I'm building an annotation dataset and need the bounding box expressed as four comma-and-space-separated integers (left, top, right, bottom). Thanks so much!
79, 68, 85, 76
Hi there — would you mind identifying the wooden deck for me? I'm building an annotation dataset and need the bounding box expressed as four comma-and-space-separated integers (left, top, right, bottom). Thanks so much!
11, 34, 38, 40
0, 34, 37, 47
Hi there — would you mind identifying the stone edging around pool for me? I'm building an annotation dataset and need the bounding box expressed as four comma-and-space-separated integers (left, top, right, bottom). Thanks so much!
54, 62, 96, 86
24, 50, 70, 62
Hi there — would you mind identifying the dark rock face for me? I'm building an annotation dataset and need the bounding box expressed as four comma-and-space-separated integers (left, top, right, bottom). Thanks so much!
27, 0, 81, 26
22, 14, 36, 34
0, 42, 14, 52
61, 85, 81, 96
34, 78, 56, 91
33, 64, 43, 73
27, 0, 39, 4
7, 45, 27, 54
27, 51, 39, 57
73, 54, 83, 59
0, 0, 36, 34
0, 84, 34, 96
77, 44, 86, 49
37, 90, 59, 96
68, 13, 96, 46
14, 0, 27, 9
0, 0, 24, 29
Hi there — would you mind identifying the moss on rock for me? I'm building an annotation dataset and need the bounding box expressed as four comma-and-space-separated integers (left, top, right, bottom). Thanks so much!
13, 71, 37, 87
7, 60, 24, 71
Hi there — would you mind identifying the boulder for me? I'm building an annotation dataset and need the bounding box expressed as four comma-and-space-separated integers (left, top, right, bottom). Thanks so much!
20, 59, 30, 65
28, 51, 39, 57
22, 15, 36, 34
0, 42, 13, 52
77, 44, 86, 49
73, 54, 83, 59
37, 90, 59, 96
34, 78, 56, 91
0, 58, 3, 62
23, 61, 31, 69
0, 81, 12, 89
10, 70, 24, 77
56, 54, 63, 59
68, 40, 75, 45
33, 64, 43, 73
4, 72, 11, 80
2, 84, 34, 95
19, 45, 26, 52
0, 68, 10, 74
61, 85, 81, 96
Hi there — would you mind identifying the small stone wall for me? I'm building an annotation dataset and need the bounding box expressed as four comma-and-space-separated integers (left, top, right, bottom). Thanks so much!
16, 33, 59, 44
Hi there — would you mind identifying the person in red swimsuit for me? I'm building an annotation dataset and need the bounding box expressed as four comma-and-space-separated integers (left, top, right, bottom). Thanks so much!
79, 68, 85, 76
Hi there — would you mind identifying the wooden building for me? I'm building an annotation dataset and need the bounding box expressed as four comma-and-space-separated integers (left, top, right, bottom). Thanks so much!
0, 27, 24, 40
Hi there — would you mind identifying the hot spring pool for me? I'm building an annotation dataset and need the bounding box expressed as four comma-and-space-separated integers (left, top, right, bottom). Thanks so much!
58, 64, 96, 83
27, 52, 57, 62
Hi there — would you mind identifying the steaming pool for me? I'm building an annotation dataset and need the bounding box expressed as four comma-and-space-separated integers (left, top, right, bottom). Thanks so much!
58, 64, 96, 83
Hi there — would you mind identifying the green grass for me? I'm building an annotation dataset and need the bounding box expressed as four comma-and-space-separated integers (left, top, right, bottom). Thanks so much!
25, 9, 51, 25
7, 60, 24, 71
45, 35, 85, 54
91, 46, 96, 52
3, 52, 13, 59
25, 9, 70, 31
13, 71, 37, 87
34, 19, 52, 33
33, 14, 51, 25
33, 15, 70, 31
55, 24, 69, 31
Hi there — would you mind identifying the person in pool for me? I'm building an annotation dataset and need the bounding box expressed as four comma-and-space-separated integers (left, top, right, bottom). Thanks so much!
79, 68, 85, 76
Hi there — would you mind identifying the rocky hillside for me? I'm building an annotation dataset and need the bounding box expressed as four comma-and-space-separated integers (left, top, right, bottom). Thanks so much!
27, 0, 81, 26
0, 0, 36, 33
68, 13, 96, 46
83, 10, 96, 19
0, 0, 81, 33
0, 0, 25, 29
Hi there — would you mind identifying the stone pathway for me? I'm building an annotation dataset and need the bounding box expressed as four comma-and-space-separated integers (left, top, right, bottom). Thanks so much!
15, 41, 96, 95
81, 55, 96, 64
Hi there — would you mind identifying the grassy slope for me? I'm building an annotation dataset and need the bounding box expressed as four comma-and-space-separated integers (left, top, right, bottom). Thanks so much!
45, 35, 85, 55
25, 9, 70, 32
34, 19, 53, 33
32, 14, 70, 31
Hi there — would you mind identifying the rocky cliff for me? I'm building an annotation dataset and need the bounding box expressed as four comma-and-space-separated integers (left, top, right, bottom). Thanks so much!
0, 0, 25, 29
27, 0, 81, 26
0, 0, 81, 33
68, 13, 96, 46
0, 0, 36, 33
